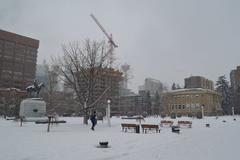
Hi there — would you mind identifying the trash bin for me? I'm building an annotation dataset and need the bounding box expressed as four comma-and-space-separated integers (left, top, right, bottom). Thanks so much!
172, 126, 180, 133
136, 125, 140, 133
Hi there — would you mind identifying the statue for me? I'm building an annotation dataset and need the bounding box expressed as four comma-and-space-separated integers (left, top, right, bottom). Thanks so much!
26, 80, 45, 97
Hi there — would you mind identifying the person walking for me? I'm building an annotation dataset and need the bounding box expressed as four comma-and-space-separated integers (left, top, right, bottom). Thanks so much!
90, 111, 97, 131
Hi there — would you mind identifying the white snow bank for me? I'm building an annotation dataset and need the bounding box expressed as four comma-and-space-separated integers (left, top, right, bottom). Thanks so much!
0, 116, 239, 160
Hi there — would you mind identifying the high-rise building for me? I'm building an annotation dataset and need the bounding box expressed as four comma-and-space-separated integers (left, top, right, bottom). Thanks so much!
137, 78, 164, 115
184, 76, 214, 90
0, 29, 39, 90
139, 78, 163, 96
230, 66, 240, 113
230, 66, 240, 93
36, 64, 48, 86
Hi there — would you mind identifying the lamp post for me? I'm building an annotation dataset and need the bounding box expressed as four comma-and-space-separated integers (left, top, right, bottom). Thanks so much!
107, 100, 111, 127
201, 105, 204, 119
232, 107, 235, 117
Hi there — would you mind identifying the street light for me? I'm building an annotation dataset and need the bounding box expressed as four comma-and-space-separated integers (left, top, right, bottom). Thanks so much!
232, 107, 235, 117
201, 105, 204, 119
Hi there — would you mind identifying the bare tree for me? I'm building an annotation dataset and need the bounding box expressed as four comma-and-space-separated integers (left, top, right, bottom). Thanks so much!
54, 39, 114, 124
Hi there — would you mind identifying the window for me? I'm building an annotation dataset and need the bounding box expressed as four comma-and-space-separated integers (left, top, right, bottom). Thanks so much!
196, 103, 200, 108
191, 104, 195, 109
178, 105, 181, 109
182, 105, 185, 109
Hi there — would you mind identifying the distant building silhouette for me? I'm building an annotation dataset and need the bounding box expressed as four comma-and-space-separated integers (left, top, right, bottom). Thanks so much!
139, 78, 163, 96
36, 64, 48, 86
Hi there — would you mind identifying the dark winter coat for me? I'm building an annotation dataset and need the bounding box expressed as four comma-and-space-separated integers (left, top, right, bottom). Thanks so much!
90, 114, 97, 125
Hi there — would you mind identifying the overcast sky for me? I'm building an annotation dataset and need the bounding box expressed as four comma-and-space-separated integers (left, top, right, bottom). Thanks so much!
1, 0, 240, 92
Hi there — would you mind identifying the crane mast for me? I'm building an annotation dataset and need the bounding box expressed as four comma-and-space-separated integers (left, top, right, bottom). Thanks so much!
90, 14, 118, 48
90, 14, 118, 67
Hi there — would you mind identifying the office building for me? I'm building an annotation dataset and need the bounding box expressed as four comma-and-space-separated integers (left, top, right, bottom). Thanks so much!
0, 29, 39, 90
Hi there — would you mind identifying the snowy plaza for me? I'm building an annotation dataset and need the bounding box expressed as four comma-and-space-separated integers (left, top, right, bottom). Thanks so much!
1, 116, 240, 160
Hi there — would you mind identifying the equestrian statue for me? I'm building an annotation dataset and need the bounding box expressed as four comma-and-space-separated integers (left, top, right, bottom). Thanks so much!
26, 80, 45, 97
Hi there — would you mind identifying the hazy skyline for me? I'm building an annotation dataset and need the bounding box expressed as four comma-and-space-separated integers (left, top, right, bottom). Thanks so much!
1, 0, 240, 92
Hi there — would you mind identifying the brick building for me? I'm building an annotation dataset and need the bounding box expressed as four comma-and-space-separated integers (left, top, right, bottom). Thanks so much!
163, 76, 222, 116
41, 91, 78, 116
162, 88, 222, 116
63, 68, 123, 116
0, 29, 39, 90
90, 68, 123, 115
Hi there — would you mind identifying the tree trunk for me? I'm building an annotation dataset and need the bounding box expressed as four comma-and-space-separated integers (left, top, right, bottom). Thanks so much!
83, 112, 89, 125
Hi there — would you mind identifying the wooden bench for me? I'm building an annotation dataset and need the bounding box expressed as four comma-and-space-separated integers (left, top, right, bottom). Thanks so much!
160, 120, 173, 127
35, 116, 67, 132
35, 120, 66, 124
141, 124, 160, 133
121, 123, 138, 132
178, 121, 192, 128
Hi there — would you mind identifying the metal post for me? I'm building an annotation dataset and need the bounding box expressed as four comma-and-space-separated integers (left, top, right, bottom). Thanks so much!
107, 100, 111, 127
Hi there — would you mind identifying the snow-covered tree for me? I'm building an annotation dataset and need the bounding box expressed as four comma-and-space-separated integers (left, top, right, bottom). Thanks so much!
172, 82, 176, 90
176, 84, 181, 89
216, 75, 232, 114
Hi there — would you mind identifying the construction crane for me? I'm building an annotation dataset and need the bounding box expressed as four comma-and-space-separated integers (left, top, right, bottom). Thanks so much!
90, 14, 118, 67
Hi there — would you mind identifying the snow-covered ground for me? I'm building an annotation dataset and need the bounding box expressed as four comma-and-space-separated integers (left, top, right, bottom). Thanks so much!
1, 116, 239, 160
